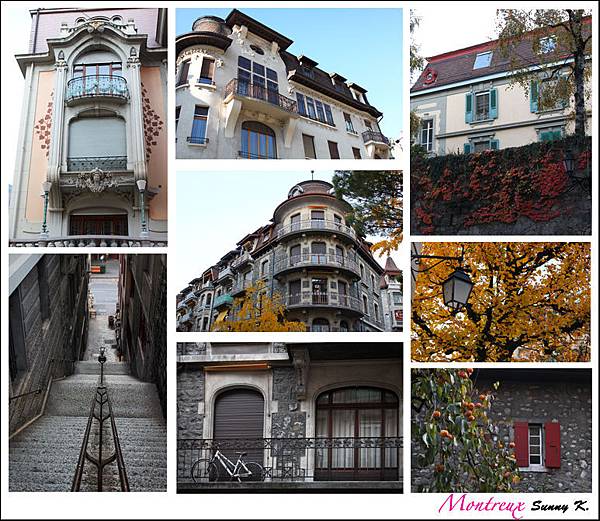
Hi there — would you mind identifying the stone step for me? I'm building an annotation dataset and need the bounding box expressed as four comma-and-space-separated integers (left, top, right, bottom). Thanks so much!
74, 361, 130, 375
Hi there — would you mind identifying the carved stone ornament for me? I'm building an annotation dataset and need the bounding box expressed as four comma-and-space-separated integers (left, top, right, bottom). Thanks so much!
75, 168, 117, 192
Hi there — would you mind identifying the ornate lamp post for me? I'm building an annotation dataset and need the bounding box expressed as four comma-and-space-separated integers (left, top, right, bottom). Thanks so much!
98, 346, 107, 386
136, 179, 148, 238
411, 246, 474, 311
40, 181, 52, 238
563, 148, 590, 193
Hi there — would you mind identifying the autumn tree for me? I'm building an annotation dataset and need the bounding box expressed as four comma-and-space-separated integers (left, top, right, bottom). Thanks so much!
496, 9, 592, 139
412, 242, 590, 362
412, 369, 520, 492
332, 170, 402, 255
211, 280, 306, 332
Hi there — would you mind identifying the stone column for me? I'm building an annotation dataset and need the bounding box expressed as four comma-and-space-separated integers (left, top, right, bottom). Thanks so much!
127, 50, 147, 182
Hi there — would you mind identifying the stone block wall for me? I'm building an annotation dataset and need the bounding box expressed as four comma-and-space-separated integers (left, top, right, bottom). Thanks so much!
177, 363, 205, 439
271, 367, 306, 439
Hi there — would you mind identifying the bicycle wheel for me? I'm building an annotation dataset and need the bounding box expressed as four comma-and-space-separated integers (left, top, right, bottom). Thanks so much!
239, 461, 264, 482
191, 459, 219, 483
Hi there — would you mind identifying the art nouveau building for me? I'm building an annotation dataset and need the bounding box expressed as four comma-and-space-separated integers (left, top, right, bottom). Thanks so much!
9, 8, 168, 246
380, 257, 403, 332
177, 342, 403, 490
411, 22, 592, 156
177, 180, 398, 333
175, 10, 391, 160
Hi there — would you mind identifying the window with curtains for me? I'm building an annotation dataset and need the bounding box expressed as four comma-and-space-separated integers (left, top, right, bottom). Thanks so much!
240, 121, 277, 159
315, 387, 399, 480
198, 57, 215, 84
190, 106, 208, 144
344, 112, 356, 133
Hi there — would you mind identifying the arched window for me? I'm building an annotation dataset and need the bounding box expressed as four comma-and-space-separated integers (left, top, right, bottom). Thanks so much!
241, 121, 277, 159
312, 318, 330, 332
339, 320, 349, 332
315, 387, 399, 481
206, 293, 212, 305
70, 49, 125, 99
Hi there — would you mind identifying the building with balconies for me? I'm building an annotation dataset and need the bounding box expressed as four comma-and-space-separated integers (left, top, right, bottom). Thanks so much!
175, 9, 392, 160
176, 180, 401, 333
177, 341, 403, 491
9, 8, 168, 247
380, 257, 403, 333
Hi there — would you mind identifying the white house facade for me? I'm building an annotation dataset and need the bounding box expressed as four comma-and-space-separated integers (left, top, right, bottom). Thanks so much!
175, 10, 391, 160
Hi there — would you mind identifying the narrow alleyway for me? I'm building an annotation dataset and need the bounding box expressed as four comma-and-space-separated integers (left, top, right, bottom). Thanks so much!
9, 259, 166, 492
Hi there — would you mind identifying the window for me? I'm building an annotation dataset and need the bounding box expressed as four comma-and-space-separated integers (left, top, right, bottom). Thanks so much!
202, 317, 209, 331
311, 210, 325, 227
190, 106, 208, 144
303, 134, 317, 159
177, 59, 190, 86
352, 147, 362, 159
374, 302, 380, 321
290, 213, 301, 231
539, 36, 557, 54
475, 91, 490, 121
261, 259, 269, 277
539, 127, 563, 142
241, 121, 277, 159
296, 94, 335, 125
333, 214, 342, 228
199, 57, 215, 84
473, 51, 493, 69
362, 295, 368, 314
312, 318, 330, 332
392, 292, 402, 306
206, 293, 212, 305
312, 278, 328, 305
335, 245, 344, 261
328, 141, 340, 159
420, 119, 434, 152
370, 274, 376, 289
339, 320, 349, 332
238, 56, 278, 103
344, 112, 355, 133
311, 242, 327, 264
513, 421, 560, 470
338, 280, 348, 307
296, 93, 307, 116
289, 280, 301, 305
175, 106, 181, 131
250, 44, 264, 55
315, 387, 399, 481
290, 244, 301, 265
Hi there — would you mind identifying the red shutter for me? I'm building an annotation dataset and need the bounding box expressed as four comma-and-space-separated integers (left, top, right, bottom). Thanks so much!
513, 422, 529, 467
544, 422, 561, 468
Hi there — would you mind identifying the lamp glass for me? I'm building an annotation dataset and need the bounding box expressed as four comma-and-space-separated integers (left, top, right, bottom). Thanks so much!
42, 181, 52, 192
136, 179, 147, 191
442, 269, 474, 310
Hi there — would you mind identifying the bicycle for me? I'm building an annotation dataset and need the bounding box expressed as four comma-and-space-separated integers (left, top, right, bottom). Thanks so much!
191, 449, 264, 483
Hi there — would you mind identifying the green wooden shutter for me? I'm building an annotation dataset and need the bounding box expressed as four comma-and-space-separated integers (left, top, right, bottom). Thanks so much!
465, 93, 473, 123
489, 88, 498, 119
530, 80, 539, 112
463, 143, 472, 154
490, 139, 500, 150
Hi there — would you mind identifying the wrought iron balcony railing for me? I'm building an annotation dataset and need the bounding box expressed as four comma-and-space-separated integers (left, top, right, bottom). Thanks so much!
177, 437, 402, 484
274, 253, 361, 277
66, 75, 129, 103
361, 130, 390, 146
225, 79, 298, 113
10, 236, 167, 247
67, 156, 128, 172
276, 219, 357, 240
284, 291, 363, 314
187, 136, 209, 145
213, 294, 233, 308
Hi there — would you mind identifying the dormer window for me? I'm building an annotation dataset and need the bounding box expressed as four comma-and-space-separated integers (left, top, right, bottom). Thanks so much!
473, 51, 493, 70
539, 36, 557, 54
250, 44, 265, 55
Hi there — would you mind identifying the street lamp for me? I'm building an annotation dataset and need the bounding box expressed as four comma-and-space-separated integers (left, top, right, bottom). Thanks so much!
563, 148, 590, 193
98, 346, 107, 386
136, 179, 148, 238
441, 268, 474, 311
411, 246, 474, 311
40, 181, 52, 238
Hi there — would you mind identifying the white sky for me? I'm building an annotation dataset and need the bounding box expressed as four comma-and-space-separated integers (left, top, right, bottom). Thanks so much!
175, 170, 402, 290
1, 7, 30, 186
411, 4, 498, 82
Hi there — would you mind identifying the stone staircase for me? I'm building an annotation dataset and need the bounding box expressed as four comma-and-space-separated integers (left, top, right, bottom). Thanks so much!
9, 361, 166, 492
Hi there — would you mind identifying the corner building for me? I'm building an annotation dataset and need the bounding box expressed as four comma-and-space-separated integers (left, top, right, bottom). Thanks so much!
175, 10, 392, 159
177, 180, 398, 333
9, 8, 168, 246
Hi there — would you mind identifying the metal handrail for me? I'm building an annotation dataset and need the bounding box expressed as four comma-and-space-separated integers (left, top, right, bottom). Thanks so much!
71, 386, 130, 491
274, 253, 361, 275
225, 78, 298, 113
362, 130, 390, 145
9, 388, 42, 401
276, 219, 357, 239
66, 156, 128, 172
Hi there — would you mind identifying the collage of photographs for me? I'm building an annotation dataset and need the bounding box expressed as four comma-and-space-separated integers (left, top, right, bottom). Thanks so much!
0, 2, 597, 520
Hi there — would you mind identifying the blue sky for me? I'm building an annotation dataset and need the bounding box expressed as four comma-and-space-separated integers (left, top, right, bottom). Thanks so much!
175, 171, 401, 290
177, 8, 403, 139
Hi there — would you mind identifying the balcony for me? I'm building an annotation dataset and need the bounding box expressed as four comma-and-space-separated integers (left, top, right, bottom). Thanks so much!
276, 219, 357, 241
216, 266, 234, 282
10, 236, 167, 247
213, 294, 233, 309
231, 251, 253, 270
177, 437, 402, 489
222, 79, 299, 147
274, 254, 361, 278
65, 75, 129, 105
283, 291, 363, 315
362, 130, 391, 159
231, 282, 251, 297
66, 156, 128, 172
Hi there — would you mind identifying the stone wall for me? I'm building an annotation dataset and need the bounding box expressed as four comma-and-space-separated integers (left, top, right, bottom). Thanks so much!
177, 364, 205, 439
412, 373, 592, 493
9, 255, 88, 435
271, 367, 306, 438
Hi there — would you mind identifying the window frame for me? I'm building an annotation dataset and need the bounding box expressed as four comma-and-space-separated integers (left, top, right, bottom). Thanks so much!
420, 118, 434, 152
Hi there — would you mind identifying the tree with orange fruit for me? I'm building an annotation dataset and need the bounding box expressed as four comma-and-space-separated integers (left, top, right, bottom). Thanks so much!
412, 242, 590, 362
412, 368, 520, 492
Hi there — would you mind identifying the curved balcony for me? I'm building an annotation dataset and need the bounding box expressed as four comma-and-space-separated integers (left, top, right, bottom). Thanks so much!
274, 254, 361, 278
362, 130, 390, 146
66, 75, 129, 105
276, 219, 357, 242
282, 291, 364, 316
213, 294, 233, 309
